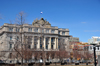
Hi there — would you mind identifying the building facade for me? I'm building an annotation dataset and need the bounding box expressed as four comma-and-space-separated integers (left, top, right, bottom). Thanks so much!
88, 36, 100, 44
88, 36, 100, 58
0, 18, 71, 61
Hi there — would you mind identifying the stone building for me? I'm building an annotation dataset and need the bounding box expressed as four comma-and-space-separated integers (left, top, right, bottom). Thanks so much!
0, 18, 71, 62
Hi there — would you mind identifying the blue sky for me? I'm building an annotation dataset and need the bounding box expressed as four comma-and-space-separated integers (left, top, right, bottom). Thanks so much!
0, 0, 100, 42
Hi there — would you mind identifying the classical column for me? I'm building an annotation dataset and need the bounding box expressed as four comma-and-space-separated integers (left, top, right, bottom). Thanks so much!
54, 37, 56, 49
56, 38, 58, 49
49, 37, 51, 49
44, 37, 46, 49
37, 37, 40, 49
31, 36, 34, 48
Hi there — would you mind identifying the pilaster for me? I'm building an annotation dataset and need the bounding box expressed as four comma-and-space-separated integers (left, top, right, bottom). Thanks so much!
44, 37, 46, 49
37, 37, 40, 49
57, 38, 58, 49
49, 37, 51, 49
31, 36, 34, 48
55, 37, 56, 49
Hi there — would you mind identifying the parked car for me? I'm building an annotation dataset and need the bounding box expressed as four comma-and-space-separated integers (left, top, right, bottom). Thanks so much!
61, 60, 67, 65
75, 60, 79, 65
71, 60, 75, 63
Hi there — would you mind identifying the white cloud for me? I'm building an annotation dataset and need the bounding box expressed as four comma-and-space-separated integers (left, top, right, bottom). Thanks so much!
81, 22, 86, 24
84, 30, 100, 32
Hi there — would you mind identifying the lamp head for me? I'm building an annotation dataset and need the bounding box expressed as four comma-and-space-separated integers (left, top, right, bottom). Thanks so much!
90, 43, 97, 46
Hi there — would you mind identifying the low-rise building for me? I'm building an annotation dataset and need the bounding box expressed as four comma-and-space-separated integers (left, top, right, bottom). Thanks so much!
0, 18, 72, 62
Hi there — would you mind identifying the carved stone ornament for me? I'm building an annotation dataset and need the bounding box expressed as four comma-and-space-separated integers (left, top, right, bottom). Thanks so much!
32, 18, 51, 27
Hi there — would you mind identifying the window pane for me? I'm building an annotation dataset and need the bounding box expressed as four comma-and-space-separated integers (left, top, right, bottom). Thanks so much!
9, 28, 13, 32
28, 28, 32, 32
34, 28, 38, 32
51, 30, 55, 33
10, 36, 12, 40
34, 44, 37, 49
46, 29, 49, 33
98, 47, 99, 50
62, 32, 65, 35
17, 36, 19, 41
28, 45, 31, 49
51, 45, 53, 49
46, 44, 48, 49
40, 44, 42, 49
58, 31, 60, 34
16, 28, 20, 32
9, 44, 12, 49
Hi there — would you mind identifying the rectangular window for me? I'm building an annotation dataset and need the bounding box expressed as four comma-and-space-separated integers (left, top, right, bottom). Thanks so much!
62, 32, 65, 35
40, 44, 42, 49
34, 28, 38, 32
98, 47, 99, 50
28, 28, 32, 32
28, 45, 31, 49
46, 38, 49, 43
34, 37, 38, 42
16, 28, 20, 32
46, 29, 49, 33
9, 53, 12, 58
51, 30, 55, 33
10, 36, 12, 40
46, 44, 48, 49
58, 31, 60, 34
51, 38, 54, 43
9, 44, 12, 49
58, 45, 60, 49
51, 44, 53, 49
34, 44, 37, 49
17, 36, 19, 41
40, 37, 43, 44
9, 28, 13, 32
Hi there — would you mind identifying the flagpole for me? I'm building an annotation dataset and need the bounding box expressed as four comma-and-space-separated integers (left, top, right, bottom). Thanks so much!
40, 11, 43, 19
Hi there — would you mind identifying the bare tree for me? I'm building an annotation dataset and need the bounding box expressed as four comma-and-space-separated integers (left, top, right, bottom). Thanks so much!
55, 50, 69, 62
55, 38, 70, 62
13, 11, 31, 66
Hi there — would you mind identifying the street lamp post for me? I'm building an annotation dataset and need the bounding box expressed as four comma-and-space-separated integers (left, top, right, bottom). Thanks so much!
91, 44, 100, 66
93, 46, 96, 66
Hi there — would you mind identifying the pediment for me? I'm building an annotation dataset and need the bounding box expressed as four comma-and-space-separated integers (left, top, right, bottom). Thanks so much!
32, 18, 51, 27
